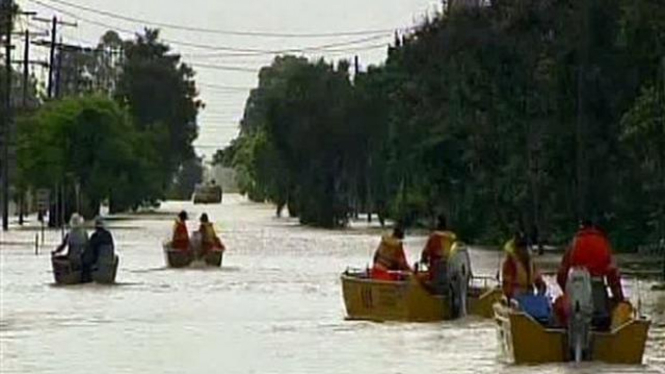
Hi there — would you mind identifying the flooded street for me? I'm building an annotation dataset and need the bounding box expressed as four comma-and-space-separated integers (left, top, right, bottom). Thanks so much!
1, 195, 664, 374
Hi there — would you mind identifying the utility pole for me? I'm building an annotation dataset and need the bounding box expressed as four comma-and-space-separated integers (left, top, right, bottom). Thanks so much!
21, 28, 27, 106
32, 16, 76, 99
47, 16, 56, 98
354, 55, 359, 76
31, 16, 75, 228
2, 0, 13, 231
54, 37, 62, 98
14, 19, 44, 225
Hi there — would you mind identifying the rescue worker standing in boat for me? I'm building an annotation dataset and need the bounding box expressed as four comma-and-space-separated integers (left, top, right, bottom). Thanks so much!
172, 211, 190, 251
501, 231, 546, 299
371, 226, 411, 281
198, 213, 225, 257
554, 219, 624, 329
421, 215, 458, 294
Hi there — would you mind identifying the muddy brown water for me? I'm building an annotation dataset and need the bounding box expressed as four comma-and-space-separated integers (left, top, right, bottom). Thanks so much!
1, 195, 663, 373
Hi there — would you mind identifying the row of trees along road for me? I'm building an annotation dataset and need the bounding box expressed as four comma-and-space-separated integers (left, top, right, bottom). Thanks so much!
220, 0, 665, 249
14, 28, 203, 222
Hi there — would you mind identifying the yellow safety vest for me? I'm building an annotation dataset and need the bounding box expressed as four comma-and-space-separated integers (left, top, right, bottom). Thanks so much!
374, 235, 405, 270
503, 239, 536, 292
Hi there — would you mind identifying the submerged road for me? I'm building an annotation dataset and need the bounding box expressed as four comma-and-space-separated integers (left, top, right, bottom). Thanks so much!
1, 194, 663, 373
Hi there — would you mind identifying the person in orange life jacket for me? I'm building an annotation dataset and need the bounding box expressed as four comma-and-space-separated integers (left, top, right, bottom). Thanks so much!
371, 226, 412, 281
554, 219, 624, 328
198, 213, 225, 255
420, 215, 457, 293
501, 231, 546, 299
171, 211, 190, 251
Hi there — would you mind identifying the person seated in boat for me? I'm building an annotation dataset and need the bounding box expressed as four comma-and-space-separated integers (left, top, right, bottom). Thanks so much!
554, 219, 624, 330
501, 231, 547, 299
371, 226, 412, 281
171, 211, 190, 251
52, 213, 88, 269
420, 214, 458, 294
198, 213, 225, 256
82, 217, 115, 282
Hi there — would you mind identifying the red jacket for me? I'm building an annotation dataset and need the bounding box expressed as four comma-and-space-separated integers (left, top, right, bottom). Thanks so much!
172, 219, 189, 250
557, 227, 623, 300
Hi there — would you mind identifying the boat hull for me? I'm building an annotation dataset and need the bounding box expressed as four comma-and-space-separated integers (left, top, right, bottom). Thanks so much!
51, 255, 119, 285
341, 271, 501, 322
164, 247, 223, 268
493, 303, 650, 364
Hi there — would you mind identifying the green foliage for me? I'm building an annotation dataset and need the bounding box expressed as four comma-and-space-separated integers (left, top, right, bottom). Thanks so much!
17, 96, 160, 217
230, 0, 664, 247
167, 156, 204, 200
115, 28, 202, 195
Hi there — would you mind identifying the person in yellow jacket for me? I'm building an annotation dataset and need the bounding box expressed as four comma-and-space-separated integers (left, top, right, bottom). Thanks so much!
371, 226, 411, 281
198, 213, 225, 256
421, 215, 457, 293
501, 232, 546, 299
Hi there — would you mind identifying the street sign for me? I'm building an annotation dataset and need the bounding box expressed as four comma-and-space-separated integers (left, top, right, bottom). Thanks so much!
36, 188, 50, 211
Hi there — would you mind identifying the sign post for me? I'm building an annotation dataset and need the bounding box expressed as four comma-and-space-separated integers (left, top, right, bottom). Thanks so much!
36, 189, 50, 248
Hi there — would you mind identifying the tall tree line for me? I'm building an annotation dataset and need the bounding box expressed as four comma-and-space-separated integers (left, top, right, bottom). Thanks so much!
224, 0, 664, 248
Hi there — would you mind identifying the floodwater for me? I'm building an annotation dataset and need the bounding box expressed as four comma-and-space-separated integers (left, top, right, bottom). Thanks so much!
1, 195, 663, 374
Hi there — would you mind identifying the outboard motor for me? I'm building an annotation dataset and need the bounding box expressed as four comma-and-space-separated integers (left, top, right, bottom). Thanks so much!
447, 242, 472, 318
566, 267, 594, 362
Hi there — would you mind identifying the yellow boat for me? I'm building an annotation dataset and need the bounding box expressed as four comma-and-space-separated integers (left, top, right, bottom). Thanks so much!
493, 301, 651, 364
341, 269, 502, 322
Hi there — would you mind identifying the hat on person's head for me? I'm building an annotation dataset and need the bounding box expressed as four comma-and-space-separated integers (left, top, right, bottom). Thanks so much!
94, 216, 105, 229
436, 214, 447, 230
69, 213, 84, 228
392, 225, 405, 240
514, 231, 528, 248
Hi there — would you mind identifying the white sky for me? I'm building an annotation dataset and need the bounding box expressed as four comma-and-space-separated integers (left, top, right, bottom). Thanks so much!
15, 0, 441, 159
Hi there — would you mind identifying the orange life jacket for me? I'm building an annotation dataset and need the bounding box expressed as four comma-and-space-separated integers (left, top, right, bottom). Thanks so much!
502, 239, 537, 297
373, 235, 409, 272
172, 219, 189, 250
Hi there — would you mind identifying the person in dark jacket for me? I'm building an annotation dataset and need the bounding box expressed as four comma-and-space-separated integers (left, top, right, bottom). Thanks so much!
82, 217, 115, 282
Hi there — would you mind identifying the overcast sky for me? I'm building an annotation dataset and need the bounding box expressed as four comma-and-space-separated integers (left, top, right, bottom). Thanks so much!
16, 0, 442, 159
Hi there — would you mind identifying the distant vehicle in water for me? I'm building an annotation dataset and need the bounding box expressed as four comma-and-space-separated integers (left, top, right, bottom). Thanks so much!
192, 181, 223, 204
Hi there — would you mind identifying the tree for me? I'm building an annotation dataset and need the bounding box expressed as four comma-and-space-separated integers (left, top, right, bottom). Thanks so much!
115, 28, 202, 198
168, 156, 204, 200
17, 95, 159, 218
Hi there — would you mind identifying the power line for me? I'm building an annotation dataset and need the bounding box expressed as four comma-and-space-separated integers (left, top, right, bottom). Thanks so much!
182, 42, 390, 59
39, 0, 400, 39
192, 63, 259, 73
197, 83, 253, 91
25, 0, 392, 56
